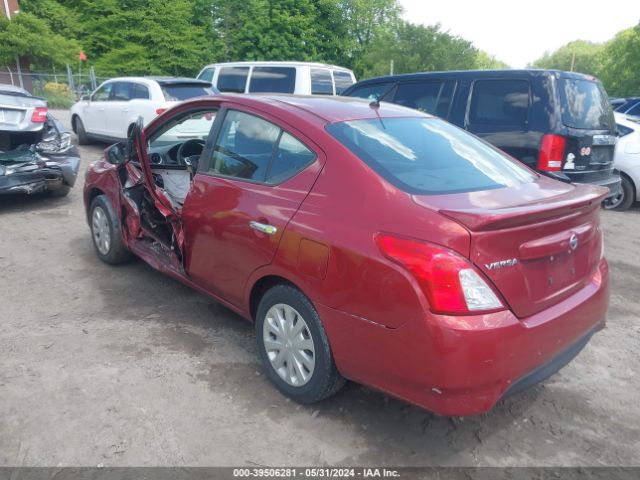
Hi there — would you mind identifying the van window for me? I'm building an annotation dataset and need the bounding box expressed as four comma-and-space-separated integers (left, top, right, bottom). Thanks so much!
333, 70, 354, 94
469, 80, 530, 125
345, 82, 395, 102
327, 117, 535, 195
249, 67, 296, 94
311, 69, 334, 95
394, 81, 455, 118
198, 67, 216, 83
217, 67, 250, 93
559, 79, 614, 130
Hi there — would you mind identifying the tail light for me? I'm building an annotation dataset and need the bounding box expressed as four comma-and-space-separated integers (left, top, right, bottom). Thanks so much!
538, 134, 566, 171
31, 107, 48, 123
376, 233, 504, 315
155, 107, 167, 115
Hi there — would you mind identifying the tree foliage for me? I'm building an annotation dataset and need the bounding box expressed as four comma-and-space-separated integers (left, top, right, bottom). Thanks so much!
531, 40, 603, 75
7, 0, 511, 80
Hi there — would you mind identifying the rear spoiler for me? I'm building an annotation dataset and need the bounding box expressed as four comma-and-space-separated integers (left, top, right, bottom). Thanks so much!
439, 185, 608, 231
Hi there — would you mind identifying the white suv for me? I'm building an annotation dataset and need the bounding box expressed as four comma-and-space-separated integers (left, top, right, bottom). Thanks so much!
70, 77, 216, 144
196, 61, 356, 96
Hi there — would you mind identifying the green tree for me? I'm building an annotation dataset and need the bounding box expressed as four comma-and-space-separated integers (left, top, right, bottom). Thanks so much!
598, 25, 640, 97
531, 40, 603, 75
0, 11, 79, 67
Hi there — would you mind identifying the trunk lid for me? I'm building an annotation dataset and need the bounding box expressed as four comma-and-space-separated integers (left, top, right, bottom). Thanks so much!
414, 178, 607, 318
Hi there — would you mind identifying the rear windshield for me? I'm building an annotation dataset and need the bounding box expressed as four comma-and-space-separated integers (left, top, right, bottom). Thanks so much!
559, 78, 615, 130
326, 117, 535, 195
161, 84, 214, 101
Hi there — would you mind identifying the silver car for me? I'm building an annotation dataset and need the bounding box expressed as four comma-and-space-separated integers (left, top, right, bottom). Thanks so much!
0, 84, 80, 196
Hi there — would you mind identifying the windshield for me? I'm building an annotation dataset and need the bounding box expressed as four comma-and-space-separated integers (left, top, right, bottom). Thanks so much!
326, 117, 536, 195
161, 84, 215, 101
559, 78, 615, 130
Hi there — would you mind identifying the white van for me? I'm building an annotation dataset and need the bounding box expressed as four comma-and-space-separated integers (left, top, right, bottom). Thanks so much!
196, 61, 356, 96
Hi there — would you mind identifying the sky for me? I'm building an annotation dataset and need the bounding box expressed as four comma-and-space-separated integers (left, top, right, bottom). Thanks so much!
399, 0, 640, 68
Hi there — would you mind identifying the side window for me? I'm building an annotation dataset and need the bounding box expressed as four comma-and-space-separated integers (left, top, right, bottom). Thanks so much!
627, 103, 640, 116
198, 67, 216, 83
110, 82, 133, 101
333, 70, 355, 94
131, 84, 150, 100
268, 132, 316, 184
217, 67, 250, 93
469, 80, 530, 125
311, 68, 333, 95
92, 83, 113, 101
210, 110, 316, 184
249, 67, 296, 93
393, 81, 455, 118
345, 82, 394, 101
211, 111, 280, 181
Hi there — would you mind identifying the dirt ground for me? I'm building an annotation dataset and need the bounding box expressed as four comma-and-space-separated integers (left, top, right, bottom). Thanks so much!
0, 110, 639, 467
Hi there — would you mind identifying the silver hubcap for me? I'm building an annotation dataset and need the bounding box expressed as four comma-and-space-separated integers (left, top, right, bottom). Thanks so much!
263, 303, 315, 387
92, 206, 111, 255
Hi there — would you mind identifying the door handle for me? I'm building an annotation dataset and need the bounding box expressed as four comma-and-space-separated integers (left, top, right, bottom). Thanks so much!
249, 221, 277, 235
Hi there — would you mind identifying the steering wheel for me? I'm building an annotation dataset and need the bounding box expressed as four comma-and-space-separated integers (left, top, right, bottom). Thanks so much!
177, 139, 206, 167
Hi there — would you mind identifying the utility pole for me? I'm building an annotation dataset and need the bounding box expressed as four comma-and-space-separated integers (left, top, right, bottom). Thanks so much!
570, 53, 576, 72
390, 59, 394, 76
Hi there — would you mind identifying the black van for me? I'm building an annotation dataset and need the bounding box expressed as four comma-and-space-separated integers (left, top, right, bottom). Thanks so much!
343, 70, 621, 202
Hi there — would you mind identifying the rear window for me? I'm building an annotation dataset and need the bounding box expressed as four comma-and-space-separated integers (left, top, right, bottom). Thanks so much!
326, 118, 535, 195
161, 84, 214, 101
217, 67, 250, 93
333, 70, 354, 94
249, 67, 296, 93
311, 69, 334, 95
559, 78, 615, 130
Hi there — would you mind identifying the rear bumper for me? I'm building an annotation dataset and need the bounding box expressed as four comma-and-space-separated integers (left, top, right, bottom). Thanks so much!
0, 155, 80, 195
319, 259, 609, 416
548, 170, 622, 199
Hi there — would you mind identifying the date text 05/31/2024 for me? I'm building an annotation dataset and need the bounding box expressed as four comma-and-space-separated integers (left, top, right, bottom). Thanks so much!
232, 468, 401, 478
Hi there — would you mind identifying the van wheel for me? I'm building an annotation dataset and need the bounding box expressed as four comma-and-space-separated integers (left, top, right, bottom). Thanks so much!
603, 176, 635, 211
89, 195, 132, 264
74, 117, 90, 145
256, 284, 345, 404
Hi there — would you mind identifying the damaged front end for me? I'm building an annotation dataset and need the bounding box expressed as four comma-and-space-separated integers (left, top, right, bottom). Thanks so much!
0, 115, 80, 196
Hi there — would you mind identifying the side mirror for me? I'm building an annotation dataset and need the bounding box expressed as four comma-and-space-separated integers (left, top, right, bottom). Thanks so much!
107, 142, 126, 165
82, 95, 90, 101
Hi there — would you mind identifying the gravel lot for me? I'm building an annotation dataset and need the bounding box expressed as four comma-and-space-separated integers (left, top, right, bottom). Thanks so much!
1, 110, 639, 467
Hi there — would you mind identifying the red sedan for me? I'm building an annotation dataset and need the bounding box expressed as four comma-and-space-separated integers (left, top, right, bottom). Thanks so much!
83, 95, 609, 416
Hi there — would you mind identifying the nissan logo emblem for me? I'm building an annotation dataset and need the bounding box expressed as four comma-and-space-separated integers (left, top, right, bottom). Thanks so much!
569, 234, 578, 251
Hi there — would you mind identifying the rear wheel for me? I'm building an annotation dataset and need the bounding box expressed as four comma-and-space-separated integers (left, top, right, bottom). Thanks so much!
74, 117, 90, 145
603, 176, 635, 211
256, 284, 345, 404
89, 195, 132, 264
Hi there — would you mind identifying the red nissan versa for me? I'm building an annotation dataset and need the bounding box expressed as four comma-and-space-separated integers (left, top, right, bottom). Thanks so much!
83, 95, 609, 416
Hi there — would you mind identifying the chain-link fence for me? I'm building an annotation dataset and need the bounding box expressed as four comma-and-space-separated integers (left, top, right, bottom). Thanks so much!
0, 65, 111, 108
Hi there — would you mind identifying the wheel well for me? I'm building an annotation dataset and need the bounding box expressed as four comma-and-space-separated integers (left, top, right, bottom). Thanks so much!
86, 188, 105, 221
249, 275, 297, 321
621, 171, 637, 198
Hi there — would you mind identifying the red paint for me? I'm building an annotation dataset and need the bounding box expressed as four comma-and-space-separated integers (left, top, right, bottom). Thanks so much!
84, 95, 610, 416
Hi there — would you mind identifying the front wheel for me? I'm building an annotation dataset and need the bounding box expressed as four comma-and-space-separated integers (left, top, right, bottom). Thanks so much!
89, 195, 132, 265
256, 284, 345, 404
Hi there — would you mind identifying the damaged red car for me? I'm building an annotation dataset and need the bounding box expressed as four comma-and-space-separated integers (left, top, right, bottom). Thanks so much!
83, 95, 609, 416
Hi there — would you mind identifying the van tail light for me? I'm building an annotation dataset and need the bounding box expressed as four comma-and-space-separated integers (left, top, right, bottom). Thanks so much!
31, 107, 48, 123
376, 233, 504, 315
538, 134, 566, 171
155, 107, 167, 115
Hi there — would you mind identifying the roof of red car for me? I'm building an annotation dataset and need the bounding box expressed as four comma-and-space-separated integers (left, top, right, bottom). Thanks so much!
219, 94, 430, 124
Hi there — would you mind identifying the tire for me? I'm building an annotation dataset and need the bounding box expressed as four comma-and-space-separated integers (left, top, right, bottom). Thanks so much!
603, 176, 635, 211
74, 116, 91, 145
89, 194, 133, 265
47, 185, 71, 197
256, 284, 345, 404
